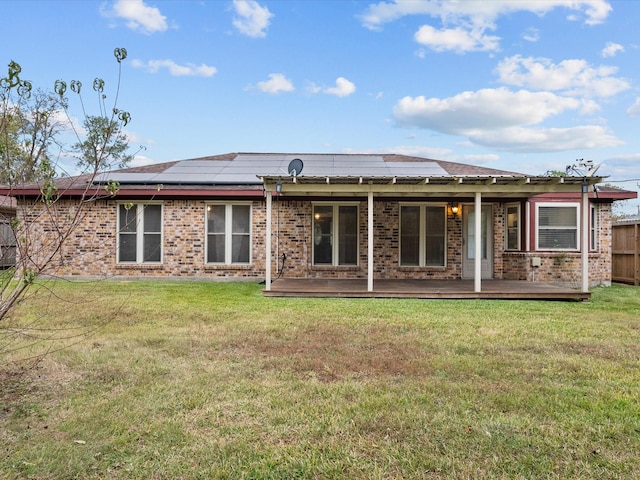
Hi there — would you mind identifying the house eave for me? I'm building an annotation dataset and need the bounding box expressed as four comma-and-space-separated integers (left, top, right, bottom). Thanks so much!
1, 185, 265, 199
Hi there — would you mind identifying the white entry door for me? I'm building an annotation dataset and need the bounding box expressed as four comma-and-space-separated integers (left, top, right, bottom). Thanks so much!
462, 205, 493, 279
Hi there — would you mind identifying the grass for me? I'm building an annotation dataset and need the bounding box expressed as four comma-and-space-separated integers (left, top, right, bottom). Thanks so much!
1, 281, 640, 479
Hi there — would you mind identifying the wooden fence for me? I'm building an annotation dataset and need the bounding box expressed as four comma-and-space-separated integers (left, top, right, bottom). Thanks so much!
612, 220, 640, 285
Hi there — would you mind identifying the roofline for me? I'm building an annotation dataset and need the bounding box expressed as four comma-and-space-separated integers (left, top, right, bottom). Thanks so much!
92, 180, 264, 186
0, 187, 265, 199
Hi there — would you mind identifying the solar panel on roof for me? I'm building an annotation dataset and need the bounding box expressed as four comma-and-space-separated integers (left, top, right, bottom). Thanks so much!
153, 173, 222, 183
95, 154, 469, 186
95, 173, 162, 183
165, 160, 231, 173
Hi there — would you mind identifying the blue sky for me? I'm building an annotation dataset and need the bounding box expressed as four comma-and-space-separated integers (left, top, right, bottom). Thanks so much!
4, 0, 640, 211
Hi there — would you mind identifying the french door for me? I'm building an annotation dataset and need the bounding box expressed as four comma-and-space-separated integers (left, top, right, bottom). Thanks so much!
462, 205, 493, 279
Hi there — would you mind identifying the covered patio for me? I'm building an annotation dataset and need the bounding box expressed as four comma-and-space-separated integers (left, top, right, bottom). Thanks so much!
260, 165, 601, 300
263, 278, 590, 301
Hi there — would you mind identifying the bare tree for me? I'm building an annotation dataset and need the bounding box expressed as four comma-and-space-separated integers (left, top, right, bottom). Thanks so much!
0, 48, 136, 357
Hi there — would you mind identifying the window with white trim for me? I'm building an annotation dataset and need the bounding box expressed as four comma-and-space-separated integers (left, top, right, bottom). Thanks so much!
590, 204, 597, 251
206, 203, 251, 264
536, 203, 579, 250
313, 204, 358, 266
118, 203, 162, 263
400, 204, 446, 267
505, 203, 520, 251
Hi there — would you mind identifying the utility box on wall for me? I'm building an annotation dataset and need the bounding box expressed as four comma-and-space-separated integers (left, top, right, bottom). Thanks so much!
531, 257, 541, 268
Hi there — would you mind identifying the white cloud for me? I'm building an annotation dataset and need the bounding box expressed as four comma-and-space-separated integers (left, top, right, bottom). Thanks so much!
601, 41, 624, 57
414, 25, 500, 53
232, 0, 273, 38
393, 88, 581, 132
467, 125, 622, 152
496, 55, 629, 98
324, 77, 356, 97
102, 0, 168, 34
626, 98, 640, 116
360, 0, 612, 30
521, 27, 540, 42
308, 78, 356, 97
392, 88, 622, 152
255, 73, 294, 94
129, 154, 156, 168
359, 0, 438, 30
360, 1, 612, 53
131, 59, 217, 77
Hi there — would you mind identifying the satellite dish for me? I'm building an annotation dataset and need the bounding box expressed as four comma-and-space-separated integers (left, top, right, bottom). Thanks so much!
288, 158, 303, 177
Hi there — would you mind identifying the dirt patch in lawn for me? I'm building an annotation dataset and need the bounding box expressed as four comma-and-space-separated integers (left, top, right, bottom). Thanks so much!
229, 323, 431, 382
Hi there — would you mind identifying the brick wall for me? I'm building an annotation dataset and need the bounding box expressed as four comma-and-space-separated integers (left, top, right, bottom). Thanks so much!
501, 203, 612, 287
17, 198, 268, 279
17, 197, 612, 286
272, 200, 463, 280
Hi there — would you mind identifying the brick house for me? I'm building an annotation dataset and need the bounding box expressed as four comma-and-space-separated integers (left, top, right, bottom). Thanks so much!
4, 153, 636, 298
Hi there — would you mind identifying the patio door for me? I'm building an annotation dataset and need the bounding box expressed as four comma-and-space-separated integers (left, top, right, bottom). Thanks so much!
462, 205, 493, 279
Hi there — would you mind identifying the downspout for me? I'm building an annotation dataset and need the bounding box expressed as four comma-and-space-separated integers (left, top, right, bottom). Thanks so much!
525, 201, 531, 252
368, 190, 374, 292
265, 190, 273, 291
581, 180, 589, 293
475, 191, 482, 293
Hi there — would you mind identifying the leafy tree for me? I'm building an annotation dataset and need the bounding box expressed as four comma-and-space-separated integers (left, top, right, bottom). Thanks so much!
73, 115, 132, 172
0, 48, 135, 357
0, 89, 67, 184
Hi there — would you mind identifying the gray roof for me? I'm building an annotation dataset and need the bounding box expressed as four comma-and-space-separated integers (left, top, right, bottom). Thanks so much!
94, 153, 524, 186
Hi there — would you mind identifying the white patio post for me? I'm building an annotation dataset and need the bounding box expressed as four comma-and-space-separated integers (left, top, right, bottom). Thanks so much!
581, 182, 589, 293
474, 191, 482, 293
265, 190, 273, 291
368, 190, 374, 292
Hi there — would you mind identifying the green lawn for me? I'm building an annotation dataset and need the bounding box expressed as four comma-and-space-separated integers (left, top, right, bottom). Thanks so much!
1, 281, 640, 479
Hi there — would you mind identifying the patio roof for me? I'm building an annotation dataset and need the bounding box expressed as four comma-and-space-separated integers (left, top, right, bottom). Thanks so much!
259, 173, 603, 197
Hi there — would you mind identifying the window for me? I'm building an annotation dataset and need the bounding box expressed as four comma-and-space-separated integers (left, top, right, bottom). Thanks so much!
0, 219, 16, 268
313, 204, 358, 266
590, 204, 597, 251
505, 203, 520, 250
400, 204, 446, 267
206, 203, 251, 264
118, 203, 162, 263
536, 203, 579, 250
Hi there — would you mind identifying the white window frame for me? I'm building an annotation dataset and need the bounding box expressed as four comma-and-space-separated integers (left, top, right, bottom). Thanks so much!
117, 202, 163, 264
505, 203, 521, 251
590, 204, 598, 251
399, 203, 447, 267
205, 202, 252, 265
312, 203, 359, 266
535, 202, 580, 251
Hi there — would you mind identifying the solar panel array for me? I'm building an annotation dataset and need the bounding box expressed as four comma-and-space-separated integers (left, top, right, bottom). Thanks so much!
95, 154, 452, 185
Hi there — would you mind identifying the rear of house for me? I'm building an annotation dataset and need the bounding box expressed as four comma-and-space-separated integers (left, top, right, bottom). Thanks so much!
4, 153, 636, 295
